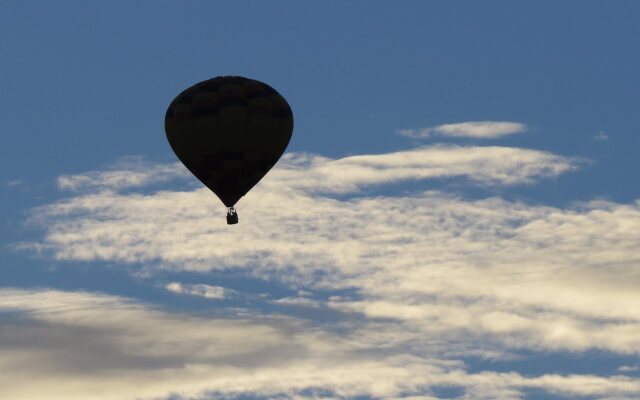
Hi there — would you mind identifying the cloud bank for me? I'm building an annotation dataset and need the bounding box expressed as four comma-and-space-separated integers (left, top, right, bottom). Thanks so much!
2, 289, 639, 400
11, 144, 640, 399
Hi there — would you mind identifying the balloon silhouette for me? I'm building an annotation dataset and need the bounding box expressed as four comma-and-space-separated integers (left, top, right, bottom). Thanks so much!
165, 76, 293, 224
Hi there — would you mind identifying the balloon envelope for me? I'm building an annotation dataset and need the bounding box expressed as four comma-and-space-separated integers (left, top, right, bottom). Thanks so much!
165, 76, 293, 207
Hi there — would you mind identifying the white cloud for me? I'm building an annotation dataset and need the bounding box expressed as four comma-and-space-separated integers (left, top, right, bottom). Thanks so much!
165, 282, 230, 299
57, 157, 189, 192
397, 121, 527, 139
1, 288, 639, 400
14, 145, 640, 398
53, 145, 579, 197
22, 150, 640, 356
274, 296, 323, 308
269, 145, 581, 193
25, 146, 583, 269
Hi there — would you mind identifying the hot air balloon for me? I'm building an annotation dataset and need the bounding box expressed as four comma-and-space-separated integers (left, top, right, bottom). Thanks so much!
164, 76, 294, 224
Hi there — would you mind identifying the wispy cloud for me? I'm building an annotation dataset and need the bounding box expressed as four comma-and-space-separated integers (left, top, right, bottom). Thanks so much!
270, 145, 581, 193
593, 131, 610, 141
55, 145, 575, 196
57, 157, 189, 192
165, 282, 230, 299
6, 179, 23, 187
397, 121, 527, 139
274, 296, 323, 308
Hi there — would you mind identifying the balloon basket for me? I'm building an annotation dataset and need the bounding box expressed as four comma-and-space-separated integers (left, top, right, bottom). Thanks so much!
226, 207, 239, 225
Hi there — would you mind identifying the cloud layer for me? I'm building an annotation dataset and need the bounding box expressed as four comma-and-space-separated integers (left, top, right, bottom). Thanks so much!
11, 145, 640, 399
2, 289, 639, 400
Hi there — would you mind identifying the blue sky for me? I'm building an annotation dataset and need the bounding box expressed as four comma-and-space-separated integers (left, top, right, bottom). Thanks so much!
1, 1, 639, 399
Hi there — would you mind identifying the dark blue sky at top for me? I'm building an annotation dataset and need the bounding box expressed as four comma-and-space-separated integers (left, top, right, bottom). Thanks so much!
1, 1, 639, 275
